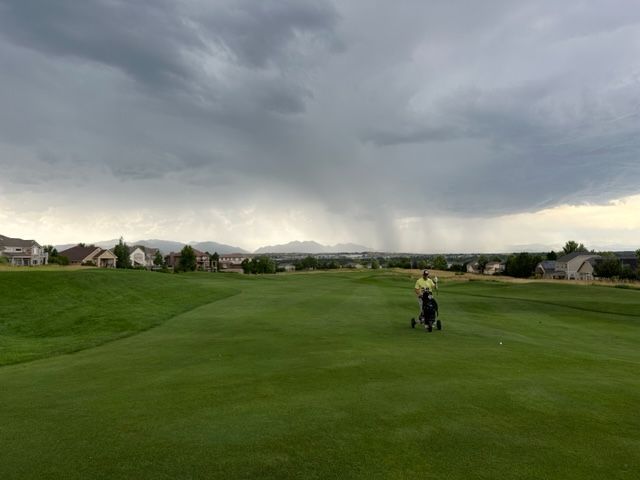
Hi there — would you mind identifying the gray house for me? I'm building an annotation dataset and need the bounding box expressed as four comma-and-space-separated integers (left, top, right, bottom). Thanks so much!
0, 234, 48, 266
615, 252, 638, 272
535, 260, 559, 279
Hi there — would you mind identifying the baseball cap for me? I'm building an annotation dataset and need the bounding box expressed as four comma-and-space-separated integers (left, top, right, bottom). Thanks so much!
423, 269, 429, 275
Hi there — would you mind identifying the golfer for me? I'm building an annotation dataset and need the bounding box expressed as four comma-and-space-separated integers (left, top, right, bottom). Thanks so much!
414, 269, 437, 312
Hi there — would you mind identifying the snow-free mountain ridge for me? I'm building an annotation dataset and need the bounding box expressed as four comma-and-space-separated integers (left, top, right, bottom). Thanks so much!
54, 239, 371, 255
55, 239, 248, 255
254, 240, 372, 254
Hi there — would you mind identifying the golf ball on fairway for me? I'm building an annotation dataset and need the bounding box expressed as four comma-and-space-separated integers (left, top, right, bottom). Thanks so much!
499, 342, 503, 345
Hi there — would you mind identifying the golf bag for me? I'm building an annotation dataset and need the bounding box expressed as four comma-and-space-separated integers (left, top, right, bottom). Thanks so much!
411, 289, 442, 332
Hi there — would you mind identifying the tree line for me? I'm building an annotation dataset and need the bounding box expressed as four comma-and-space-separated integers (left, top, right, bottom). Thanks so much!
41, 238, 640, 280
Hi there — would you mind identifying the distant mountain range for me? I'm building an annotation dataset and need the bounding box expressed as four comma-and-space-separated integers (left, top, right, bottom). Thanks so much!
54, 239, 372, 255
55, 239, 248, 255
254, 240, 372, 254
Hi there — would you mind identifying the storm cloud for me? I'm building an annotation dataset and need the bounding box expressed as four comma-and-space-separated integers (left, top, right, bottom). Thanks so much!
1, 0, 639, 251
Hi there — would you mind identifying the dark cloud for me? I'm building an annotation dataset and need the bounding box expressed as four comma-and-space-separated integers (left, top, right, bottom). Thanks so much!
200, 0, 340, 69
1, 0, 639, 250
0, 0, 340, 113
0, 0, 197, 87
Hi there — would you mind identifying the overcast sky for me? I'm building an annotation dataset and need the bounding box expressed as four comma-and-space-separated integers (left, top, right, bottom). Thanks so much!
1, 0, 639, 253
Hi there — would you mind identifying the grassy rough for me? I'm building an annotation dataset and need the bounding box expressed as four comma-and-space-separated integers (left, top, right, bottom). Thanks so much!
0, 270, 638, 479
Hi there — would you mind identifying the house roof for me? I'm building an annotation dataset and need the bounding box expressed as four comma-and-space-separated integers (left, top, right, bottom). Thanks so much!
538, 260, 556, 272
58, 245, 100, 262
556, 251, 596, 262
1, 251, 33, 258
96, 248, 116, 258
0, 234, 39, 248
577, 258, 599, 272
166, 248, 208, 257
614, 251, 638, 259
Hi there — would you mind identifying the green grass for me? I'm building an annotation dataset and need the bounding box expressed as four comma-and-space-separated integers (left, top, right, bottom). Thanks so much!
0, 270, 638, 479
0, 269, 239, 365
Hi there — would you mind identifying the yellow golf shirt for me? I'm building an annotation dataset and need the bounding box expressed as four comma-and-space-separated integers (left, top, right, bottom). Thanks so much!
414, 277, 435, 294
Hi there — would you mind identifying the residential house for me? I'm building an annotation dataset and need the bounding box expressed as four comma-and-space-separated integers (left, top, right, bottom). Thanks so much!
218, 253, 252, 273
555, 252, 601, 280
466, 262, 480, 274
124, 245, 162, 269
0, 234, 48, 266
165, 248, 211, 271
535, 260, 560, 279
576, 257, 599, 281
466, 260, 505, 275
129, 246, 147, 267
615, 251, 638, 272
484, 261, 506, 275
143, 247, 160, 268
58, 245, 117, 268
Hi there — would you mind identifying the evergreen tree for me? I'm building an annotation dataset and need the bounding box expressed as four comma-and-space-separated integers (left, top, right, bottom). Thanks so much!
477, 255, 489, 274
153, 251, 164, 266
209, 252, 219, 272
178, 245, 197, 272
113, 237, 131, 269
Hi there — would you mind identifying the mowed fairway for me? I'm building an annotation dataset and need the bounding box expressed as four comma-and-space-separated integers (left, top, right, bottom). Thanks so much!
1, 270, 638, 479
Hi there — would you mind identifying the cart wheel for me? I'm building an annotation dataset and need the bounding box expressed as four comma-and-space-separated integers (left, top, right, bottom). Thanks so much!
411, 318, 416, 329
436, 320, 442, 330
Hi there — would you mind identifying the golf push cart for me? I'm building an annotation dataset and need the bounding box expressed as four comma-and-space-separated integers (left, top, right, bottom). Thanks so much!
411, 288, 442, 332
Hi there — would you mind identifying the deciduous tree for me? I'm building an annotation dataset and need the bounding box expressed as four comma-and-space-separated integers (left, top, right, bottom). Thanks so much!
505, 252, 542, 278
593, 254, 621, 278
562, 241, 588, 255
241, 256, 276, 274
432, 255, 448, 270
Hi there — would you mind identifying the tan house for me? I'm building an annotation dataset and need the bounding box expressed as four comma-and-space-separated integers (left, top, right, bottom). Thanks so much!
58, 245, 117, 268
576, 258, 599, 281
0, 234, 48, 266
555, 252, 601, 280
